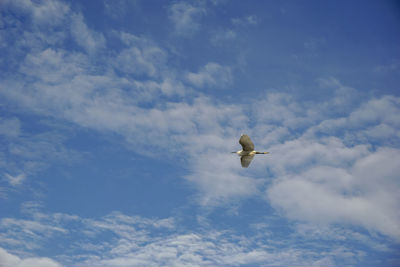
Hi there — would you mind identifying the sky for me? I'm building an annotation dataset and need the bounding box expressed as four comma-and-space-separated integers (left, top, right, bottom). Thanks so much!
0, 0, 400, 266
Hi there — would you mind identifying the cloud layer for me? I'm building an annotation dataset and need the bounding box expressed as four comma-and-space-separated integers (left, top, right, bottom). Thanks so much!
1, 0, 400, 266
1, 0, 400, 238
1, 209, 391, 267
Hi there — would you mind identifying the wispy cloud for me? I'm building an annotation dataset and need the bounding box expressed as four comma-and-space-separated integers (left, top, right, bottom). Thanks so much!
113, 32, 167, 78
0, 208, 393, 266
186, 62, 233, 89
3, 0, 70, 26
4, 173, 25, 186
0, 117, 84, 199
232, 15, 259, 26
210, 29, 237, 46
168, 2, 206, 36
103, 0, 138, 20
70, 13, 105, 53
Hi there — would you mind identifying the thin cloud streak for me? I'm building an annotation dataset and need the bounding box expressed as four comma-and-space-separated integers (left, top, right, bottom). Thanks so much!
0, 209, 384, 267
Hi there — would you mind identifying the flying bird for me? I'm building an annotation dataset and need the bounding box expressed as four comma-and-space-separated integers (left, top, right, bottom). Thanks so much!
232, 134, 269, 168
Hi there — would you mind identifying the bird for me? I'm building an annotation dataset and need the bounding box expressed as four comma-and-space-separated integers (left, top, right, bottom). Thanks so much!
232, 134, 269, 168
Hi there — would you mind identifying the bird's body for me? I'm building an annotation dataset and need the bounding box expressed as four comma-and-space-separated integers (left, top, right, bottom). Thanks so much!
234, 150, 268, 156
232, 134, 269, 167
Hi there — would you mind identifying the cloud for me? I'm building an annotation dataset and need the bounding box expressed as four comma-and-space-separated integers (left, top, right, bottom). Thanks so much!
186, 62, 233, 89
253, 92, 311, 129
2, 30, 400, 239
0, 216, 68, 250
4, 173, 25, 186
347, 96, 400, 127
2, 32, 400, 241
245, 90, 400, 241
0, 247, 63, 267
232, 15, 259, 26
103, 0, 133, 20
91, 233, 282, 267
1, 0, 400, 244
70, 13, 105, 53
19, 48, 85, 84
266, 139, 400, 241
168, 2, 206, 36
307, 94, 400, 145
2, 0, 104, 54
0, 0, 69, 68
3, 0, 70, 26
113, 32, 167, 78
0, 117, 83, 199
210, 30, 237, 46
186, 151, 262, 205
0, 209, 377, 267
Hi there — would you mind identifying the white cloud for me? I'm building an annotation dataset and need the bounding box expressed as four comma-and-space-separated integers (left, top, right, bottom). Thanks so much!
2, 40, 400, 239
210, 29, 236, 46
253, 92, 311, 129
186, 62, 233, 89
0, 206, 393, 267
347, 96, 399, 126
168, 2, 206, 36
0, 209, 81, 253
3, 0, 103, 54
4, 173, 25, 186
3, 0, 70, 26
103, 0, 133, 20
19, 48, 86, 84
266, 141, 400, 241
307, 94, 400, 145
2, 39, 400, 241
316, 77, 362, 114
160, 77, 186, 96
186, 151, 262, 205
0, 0, 68, 57
0, 247, 63, 267
113, 32, 167, 78
70, 13, 105, 53
115, 47, 160, 77
232, 15, 259, 26
1, 0, 400, 243
268, 137, 369, 173
244, 90, 400, 241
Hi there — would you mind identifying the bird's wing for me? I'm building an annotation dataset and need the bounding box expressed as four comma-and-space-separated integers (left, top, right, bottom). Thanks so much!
239, 134, 254, 151
240, 155, 254, 168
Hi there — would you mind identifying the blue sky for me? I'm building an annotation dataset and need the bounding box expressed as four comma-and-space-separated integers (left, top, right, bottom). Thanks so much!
1, 0, 400, 266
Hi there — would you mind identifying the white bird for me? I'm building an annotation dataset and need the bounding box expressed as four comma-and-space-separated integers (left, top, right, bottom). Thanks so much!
232, 134, 269, 168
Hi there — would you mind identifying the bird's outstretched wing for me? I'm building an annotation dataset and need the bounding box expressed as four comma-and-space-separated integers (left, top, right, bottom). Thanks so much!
239, 134, 254, 151
240, 155, 254, 168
